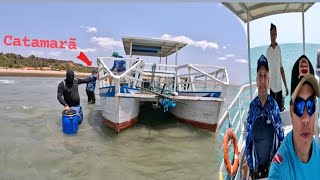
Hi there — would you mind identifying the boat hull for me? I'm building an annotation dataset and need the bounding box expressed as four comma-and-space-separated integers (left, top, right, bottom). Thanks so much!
99, 86, 140, 132
170, 98, 223, 132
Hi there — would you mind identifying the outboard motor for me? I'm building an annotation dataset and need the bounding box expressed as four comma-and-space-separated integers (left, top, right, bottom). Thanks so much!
62, 109, 79, 134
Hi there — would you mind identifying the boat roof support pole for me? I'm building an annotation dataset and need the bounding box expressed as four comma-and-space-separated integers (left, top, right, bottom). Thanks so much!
174, 44, 178, 94
165, 56, 168, 71
159, 57, 161, 70
302, 4, 305, 55
129, 40, 133, 68
129, 40, 133, 58
175, 44, 178, 65
247, 10, 253, 101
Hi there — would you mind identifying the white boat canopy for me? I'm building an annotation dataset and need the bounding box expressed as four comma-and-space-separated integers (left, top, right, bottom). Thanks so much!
222, 2, 315, 100
122, 37, 187, 65
223, 3, 314, 23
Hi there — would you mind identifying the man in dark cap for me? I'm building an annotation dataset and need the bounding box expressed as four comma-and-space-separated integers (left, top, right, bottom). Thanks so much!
246, 55, 284, 179
57, 69, 95, 124
86, 69, 98, 104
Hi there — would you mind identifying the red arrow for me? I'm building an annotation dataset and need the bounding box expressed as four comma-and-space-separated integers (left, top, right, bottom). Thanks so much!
77, 51, 92, 66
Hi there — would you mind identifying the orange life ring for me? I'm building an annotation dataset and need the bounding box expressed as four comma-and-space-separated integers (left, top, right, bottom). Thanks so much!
223, 128, 240, 177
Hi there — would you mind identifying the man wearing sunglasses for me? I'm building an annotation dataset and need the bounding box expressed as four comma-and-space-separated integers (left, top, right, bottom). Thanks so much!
269, 55, 320, 179
246, 55, 284, 179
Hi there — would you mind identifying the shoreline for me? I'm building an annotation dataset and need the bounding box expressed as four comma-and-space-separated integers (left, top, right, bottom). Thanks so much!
0, 68, 91, 78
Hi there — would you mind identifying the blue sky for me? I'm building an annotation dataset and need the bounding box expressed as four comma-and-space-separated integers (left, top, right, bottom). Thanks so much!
240, 3, 320, 47
0, 2, 319, 85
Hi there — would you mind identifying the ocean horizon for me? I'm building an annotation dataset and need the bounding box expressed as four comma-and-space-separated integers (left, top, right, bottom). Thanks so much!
247, 43, 320, 108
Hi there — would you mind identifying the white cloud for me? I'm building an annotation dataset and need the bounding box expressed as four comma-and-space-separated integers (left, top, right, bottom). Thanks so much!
223, 46, 227, 49
76, 47, 96, 53
91, 37, 122, 49
49, 51, 62, 57
225, 54, 235, 57
30, 50, 44, 56
218, 54, 235, 60
65, 46, 96, 53
80, 25, 98, 33
160, 34, 219, 51
235, 59, 248, 63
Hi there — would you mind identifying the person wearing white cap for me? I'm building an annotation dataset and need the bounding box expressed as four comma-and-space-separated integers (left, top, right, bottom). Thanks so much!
269, 55, 320, 179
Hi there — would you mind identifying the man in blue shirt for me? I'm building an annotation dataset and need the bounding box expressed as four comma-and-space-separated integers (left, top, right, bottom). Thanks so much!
269, 55, 320, 179
86, 69, 97, 104
246, 55, 284, 179
110, 51, 126, 74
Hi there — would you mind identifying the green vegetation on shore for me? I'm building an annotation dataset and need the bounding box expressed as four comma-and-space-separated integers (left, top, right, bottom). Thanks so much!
0, 52, 96, 73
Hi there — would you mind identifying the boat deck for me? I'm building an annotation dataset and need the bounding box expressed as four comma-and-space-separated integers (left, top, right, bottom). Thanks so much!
116, 93, 158, 102
116, 93, 224, 102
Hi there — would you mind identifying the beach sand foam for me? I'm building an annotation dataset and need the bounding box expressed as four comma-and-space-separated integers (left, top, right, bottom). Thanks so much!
0, 68, 91, 78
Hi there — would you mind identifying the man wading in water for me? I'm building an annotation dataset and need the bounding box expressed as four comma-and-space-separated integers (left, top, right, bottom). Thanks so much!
57, 69, 95, 124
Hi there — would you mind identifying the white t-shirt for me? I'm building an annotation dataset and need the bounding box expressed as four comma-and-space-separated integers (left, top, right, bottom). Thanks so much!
266, 44, 283, 92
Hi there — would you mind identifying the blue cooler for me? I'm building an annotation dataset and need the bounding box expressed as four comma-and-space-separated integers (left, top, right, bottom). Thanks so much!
62, 109, 79, 134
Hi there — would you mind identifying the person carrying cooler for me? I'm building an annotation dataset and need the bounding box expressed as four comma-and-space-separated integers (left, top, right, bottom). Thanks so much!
57, 69, 95, 125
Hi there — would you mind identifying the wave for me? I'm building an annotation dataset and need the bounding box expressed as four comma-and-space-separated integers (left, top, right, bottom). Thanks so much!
22, 106, 33, 110
0, 80, 14, 84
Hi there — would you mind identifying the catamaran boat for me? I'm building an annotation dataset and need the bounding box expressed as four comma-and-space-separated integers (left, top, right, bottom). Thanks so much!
216, 2, 319, 180
97, 37, 229, 132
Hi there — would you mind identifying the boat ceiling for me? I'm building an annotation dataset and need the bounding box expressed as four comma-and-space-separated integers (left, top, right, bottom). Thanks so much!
122, 37, 187, 57
222, 2, 314, 23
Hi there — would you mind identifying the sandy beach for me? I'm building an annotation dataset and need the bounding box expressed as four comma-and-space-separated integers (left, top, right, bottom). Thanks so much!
0, 68, 91, 78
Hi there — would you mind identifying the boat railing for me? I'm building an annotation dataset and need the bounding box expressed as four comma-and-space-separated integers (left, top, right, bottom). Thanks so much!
97, 58, 231, 97
176, 64, 229, 96
216, 82, 257, 179
143, 62, 177, 93
97, 57, 145, 94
